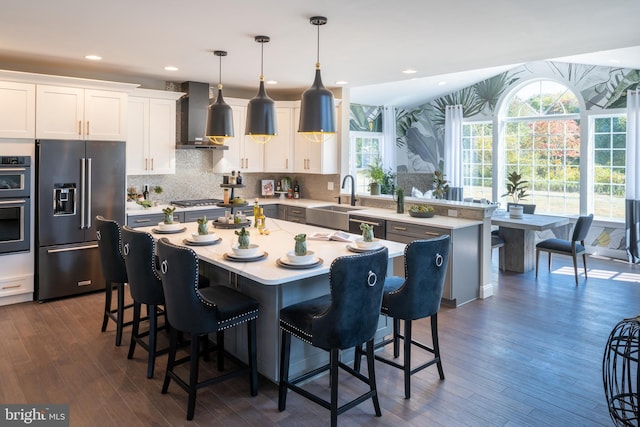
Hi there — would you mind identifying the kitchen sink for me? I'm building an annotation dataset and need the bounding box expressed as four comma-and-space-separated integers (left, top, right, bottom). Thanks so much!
306, 204, 364, 231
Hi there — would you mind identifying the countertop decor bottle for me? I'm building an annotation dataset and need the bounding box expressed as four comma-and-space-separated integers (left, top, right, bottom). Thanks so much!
236, 171, 243, 185
253, 199, 260, 226
256, 207, 266, 231
223, 188, 230, 204
143, 185, 149, 200
293, 181, 300, 199
230, 170, 236, 185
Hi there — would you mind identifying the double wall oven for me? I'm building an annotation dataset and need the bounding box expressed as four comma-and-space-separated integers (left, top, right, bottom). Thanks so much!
0, 156, 31, 255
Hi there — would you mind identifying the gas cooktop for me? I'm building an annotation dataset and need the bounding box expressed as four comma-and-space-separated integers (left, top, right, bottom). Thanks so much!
171, 199, 223, 207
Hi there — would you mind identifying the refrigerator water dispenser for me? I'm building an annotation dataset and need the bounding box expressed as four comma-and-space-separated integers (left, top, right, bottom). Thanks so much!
53, 184, 76, 216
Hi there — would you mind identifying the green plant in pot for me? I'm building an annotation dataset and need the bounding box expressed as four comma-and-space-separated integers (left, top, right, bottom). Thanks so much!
235, 227, 250, 249
432, 170, 449, 199
196, 216, 208, 235
294, 234, 307, 256
502, 171, 529, 203
162, 206, 176, 224
366, 157, 385, 195
360, 223, 374, 242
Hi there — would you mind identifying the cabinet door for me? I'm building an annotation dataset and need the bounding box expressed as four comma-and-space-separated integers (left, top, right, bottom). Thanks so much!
293, 107, 308, 172
84, 89, 127, 140
241, 134, 264, 172
36, 85, 84, 140
213, 105, 244, 173
263, 107, 293, 173
292, 106, 338, 174
126, 96, 149, 175
0, 81, 35, 138
147, 98, 176, 174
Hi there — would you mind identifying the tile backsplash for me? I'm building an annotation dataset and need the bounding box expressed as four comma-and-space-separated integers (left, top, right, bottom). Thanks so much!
127, 149, 341, 203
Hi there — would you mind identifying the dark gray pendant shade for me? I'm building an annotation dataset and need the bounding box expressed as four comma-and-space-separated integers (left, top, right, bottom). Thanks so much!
205, 50, 234, 144
206, 85, 234, 144
246, 36, 277, 143
298, 16, 335, 142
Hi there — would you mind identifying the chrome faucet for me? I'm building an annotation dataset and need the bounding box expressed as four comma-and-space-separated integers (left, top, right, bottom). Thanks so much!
341, 174, 357, 206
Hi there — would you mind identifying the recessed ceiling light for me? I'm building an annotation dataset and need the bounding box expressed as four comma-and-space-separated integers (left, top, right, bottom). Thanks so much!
266, 80, 278, 85
438, 81, 447, 86
402, 68, 417, 74
164, 66, 179, 71
85, 55, 102, 61
335, 80, 348, 85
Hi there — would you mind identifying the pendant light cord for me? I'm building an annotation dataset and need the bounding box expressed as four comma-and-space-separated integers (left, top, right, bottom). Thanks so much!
218, 54, 222, 87
316, 23, 320, 66
260, 41, 264, 78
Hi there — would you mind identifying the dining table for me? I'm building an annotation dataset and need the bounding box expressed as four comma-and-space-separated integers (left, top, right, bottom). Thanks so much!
491, 211, 571, 273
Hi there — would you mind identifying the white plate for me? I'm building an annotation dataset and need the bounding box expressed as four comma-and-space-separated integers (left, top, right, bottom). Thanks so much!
354, 237, 381, 250
231, 244, 260, 258
285, 250, 316, 265
157, 221, 182, 231
191, 232, 217, 242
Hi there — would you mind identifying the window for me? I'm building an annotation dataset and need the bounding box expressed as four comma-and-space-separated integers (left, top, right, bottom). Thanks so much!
350, 131, 383, 194
501, 80, 581, 215
592, 114, 627, 219
462, 121, 493, 200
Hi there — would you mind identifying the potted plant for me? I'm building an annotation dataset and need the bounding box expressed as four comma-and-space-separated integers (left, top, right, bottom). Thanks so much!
359, 222, 374, 242
294, 234, 307, 256
162, 206, 176, 224
366, 157, 386, 195
432, 170, 449, 199
196, 216, 208, 235
502, 171, 529, 217
235, 227, 250, 249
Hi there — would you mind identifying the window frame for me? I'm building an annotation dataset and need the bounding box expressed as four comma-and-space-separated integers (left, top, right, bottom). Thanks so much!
349, 131, 385, 194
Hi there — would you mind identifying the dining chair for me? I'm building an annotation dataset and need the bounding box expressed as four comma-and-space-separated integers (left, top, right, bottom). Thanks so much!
121, 226, 168, 379
535, 214, 594, 285
278, 248, 388, 427
354, 236, 450, 399
96, 215, 134, 346
156, 237, 259, 421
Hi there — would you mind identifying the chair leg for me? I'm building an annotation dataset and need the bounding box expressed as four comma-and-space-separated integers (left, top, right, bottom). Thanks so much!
572, 253, 579, 285
278, 330, 291, 412
101, 281, 112, 332
431, 314, 445, 380
247, 319, 258, 396
186, 336, 200, 420
583, 253, 588, 280
548, 252, 552, 271
162, 328, 178, 394
353, 344, 363, 373
115, 283, 125, 346
330, 348, 339, 427
366, 339, 382, 417
499, 246, 505, 272
393, 317, 401, 358
217, 330, 225, 371
535, 249, 540, 278
147, 304, 158, 379
404, 320, 412, 399
127, 302, 141, 360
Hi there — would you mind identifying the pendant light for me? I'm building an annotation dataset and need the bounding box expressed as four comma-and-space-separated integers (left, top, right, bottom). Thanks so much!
246, 35, 277, 144
298, 16, 336, 143
205, 50, 234, 144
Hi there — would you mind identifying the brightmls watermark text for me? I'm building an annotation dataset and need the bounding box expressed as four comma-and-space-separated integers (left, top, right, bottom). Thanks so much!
0, 405, 68, 426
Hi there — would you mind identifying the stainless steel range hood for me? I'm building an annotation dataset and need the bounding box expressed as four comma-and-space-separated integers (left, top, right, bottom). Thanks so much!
177, 81, 228, 150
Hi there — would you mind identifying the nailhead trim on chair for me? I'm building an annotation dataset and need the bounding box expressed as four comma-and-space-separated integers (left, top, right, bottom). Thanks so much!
280, 320, 313, 345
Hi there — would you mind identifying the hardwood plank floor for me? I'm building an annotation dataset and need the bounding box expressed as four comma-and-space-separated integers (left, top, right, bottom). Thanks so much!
1, 254, 639, 426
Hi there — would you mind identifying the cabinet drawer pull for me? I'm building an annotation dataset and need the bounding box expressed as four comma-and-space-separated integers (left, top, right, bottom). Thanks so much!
1, 284, 21, 290
135, 219, 151, 223
393, 226, 408, 231
291, 209, 302, 214
349, 219, 380, 227
424, 231, 440, 236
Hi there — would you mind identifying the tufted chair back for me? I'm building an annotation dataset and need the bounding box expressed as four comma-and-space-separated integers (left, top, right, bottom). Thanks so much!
96, 216, 128, 284
312, 247, 388, 350
156, 237, 217, 335
121, 226, 164, 306
382, 235, 450, 320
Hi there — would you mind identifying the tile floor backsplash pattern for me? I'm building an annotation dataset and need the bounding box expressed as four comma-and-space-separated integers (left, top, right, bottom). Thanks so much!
127, 149, 340, 204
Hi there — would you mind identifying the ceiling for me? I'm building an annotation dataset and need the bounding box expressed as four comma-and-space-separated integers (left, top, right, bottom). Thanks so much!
1, 0, 639, 108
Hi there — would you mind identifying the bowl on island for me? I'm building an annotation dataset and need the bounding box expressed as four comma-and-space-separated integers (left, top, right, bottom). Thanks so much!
231, 244, 260, 258
355, 238, 381, 250
286, 250, 315, 264
157, 222, 183, 231
191, 232, 217, 242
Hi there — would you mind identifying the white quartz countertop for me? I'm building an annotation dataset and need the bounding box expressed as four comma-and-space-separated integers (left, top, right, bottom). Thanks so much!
139, 218, 406, 286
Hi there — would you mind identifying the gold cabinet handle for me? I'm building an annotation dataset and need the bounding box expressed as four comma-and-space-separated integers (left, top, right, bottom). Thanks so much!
151, 158, 154, 170
145, 158, 148, 170
393, 226, 408, 231
86, 121, 90, 135
285, 158, 288, 169
78, 120, 82, 135
424, 231, 440, 236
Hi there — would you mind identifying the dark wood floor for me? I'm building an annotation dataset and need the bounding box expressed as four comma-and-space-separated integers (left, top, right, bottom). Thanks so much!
2, 254, 639, 426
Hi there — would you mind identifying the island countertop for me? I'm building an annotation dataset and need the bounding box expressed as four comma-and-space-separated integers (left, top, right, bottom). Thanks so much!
139, 217, 406, 285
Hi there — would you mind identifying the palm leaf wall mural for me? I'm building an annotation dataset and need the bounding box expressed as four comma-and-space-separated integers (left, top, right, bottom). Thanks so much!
350, 104, 383, 132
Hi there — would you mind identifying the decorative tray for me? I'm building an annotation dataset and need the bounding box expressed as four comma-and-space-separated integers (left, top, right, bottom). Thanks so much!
212, 220, 251, 229
408, 211, 434, 218
276, 258, 324, 269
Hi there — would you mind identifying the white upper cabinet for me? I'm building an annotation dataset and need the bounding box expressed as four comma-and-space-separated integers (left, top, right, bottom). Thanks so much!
0, 81, 36, 139
293, 104, 339, 175
263, 107, 294, 173
127, 89, 183, 175
36, 85, 127, 140
213, 98, 264, 173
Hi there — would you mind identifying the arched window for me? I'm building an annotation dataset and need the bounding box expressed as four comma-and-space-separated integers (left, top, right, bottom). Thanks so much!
501, 79, 581, 215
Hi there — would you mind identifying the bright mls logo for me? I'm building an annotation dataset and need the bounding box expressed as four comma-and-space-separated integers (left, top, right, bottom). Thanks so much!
0, 405, 68, 426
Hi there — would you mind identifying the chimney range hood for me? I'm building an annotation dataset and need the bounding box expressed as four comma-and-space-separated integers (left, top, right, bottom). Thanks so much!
177, 81, 228, 150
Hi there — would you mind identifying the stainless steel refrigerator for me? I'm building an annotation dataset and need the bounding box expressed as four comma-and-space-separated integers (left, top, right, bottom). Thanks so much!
36, 140, 125, 301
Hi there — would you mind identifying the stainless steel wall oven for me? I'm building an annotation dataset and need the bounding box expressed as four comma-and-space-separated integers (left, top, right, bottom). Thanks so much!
0, 156, 31, 254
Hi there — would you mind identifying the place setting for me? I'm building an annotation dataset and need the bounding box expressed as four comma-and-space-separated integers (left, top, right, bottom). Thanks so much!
276, 234, 324, 270
183, 232, 221, 246
223, 227, 268, 262
151, 221, 187, 234
346, 237, 384, 253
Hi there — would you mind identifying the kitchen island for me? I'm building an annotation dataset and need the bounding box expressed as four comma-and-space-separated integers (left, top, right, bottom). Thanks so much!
140, 218, 406, 383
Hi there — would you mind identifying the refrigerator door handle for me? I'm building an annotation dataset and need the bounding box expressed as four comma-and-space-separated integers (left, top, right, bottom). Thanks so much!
80, 157, 86, 229
86, 157, 92, 228
47, 244, 99, 254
